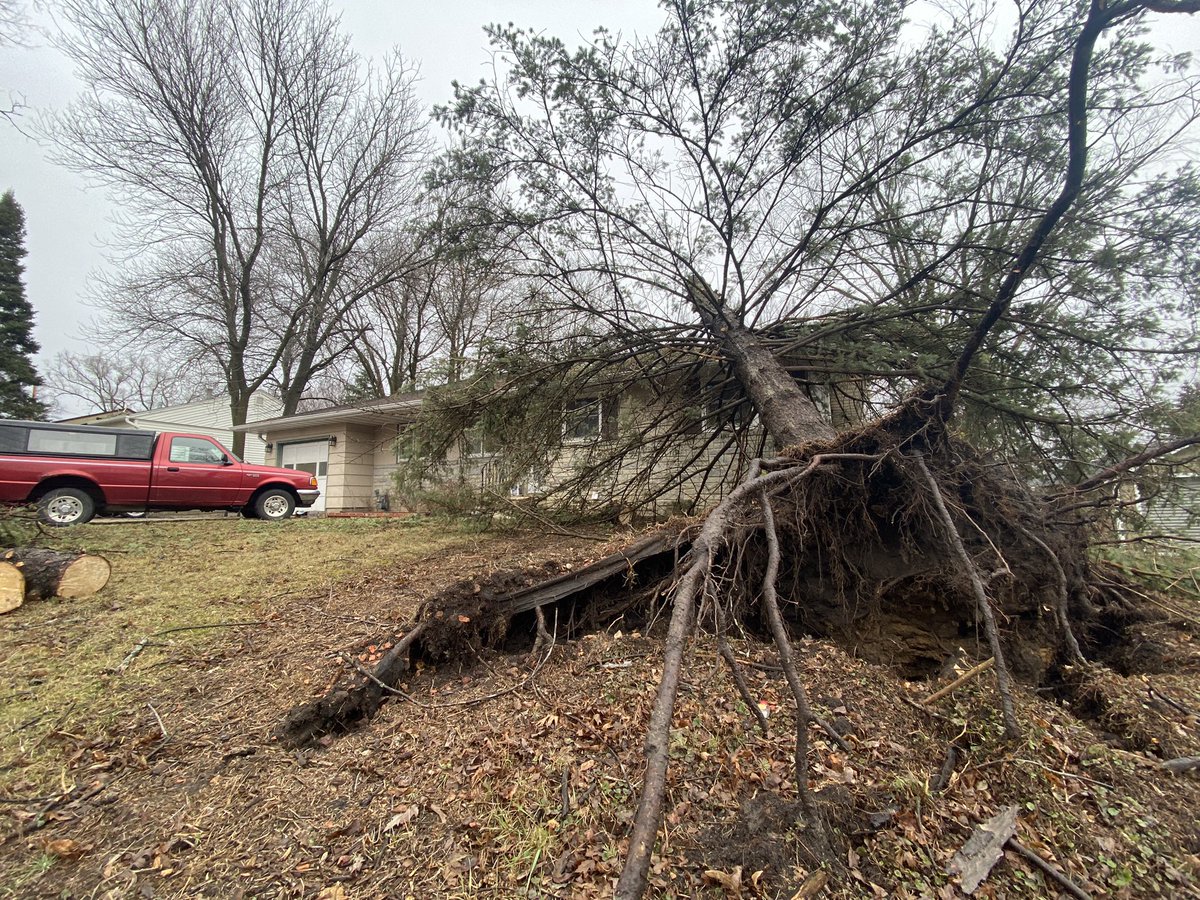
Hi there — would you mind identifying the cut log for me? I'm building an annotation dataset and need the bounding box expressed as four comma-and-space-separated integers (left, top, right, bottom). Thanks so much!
0, 561, 24, 615
1, 548, 111, 602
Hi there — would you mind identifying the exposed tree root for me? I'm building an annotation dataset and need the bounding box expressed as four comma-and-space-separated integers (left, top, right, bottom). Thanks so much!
277, 533, 681, 748
278, 402, 1172, 897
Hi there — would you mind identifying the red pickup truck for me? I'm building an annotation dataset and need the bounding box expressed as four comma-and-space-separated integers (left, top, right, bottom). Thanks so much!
0, 420, 319, 526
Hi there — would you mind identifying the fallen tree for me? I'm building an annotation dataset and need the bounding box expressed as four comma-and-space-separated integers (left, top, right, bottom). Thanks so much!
282, 0, 1200, 896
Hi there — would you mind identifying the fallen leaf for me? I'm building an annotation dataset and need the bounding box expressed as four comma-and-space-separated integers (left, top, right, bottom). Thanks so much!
383, 804, 419, 831
703, 865, 743, 896
44, 838, 86, 859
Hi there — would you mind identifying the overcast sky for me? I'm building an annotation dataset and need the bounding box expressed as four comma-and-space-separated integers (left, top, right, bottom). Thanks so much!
0, 0, 665, 378
0, 1, 1198, 395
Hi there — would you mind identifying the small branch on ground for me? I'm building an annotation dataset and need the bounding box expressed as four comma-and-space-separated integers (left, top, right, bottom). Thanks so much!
116, 620, 266, 673
483, 488, 609, 541
922, 658, 995, 706
1005, 837, 1092, 900
930, 745, 960, 793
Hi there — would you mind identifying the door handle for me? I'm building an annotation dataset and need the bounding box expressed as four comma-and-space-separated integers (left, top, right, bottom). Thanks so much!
166, 466, 180, 472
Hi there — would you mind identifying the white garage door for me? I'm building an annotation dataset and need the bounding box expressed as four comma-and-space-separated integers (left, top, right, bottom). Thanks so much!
280, 440, 329, 512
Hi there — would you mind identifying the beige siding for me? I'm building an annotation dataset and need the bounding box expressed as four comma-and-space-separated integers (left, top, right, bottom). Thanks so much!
1144, 476, 1200, 539
372, 425, 403, 506
260, 423, 395, 512
128, 394, 282, 465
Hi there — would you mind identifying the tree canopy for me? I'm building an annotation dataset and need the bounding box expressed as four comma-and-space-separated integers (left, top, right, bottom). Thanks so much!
46, 0, 431, 451
421, 0, 1200, 509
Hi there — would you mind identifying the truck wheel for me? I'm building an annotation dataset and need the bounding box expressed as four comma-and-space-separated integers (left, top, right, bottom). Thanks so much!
38, 488, 97, 527
254, 489, 295, 521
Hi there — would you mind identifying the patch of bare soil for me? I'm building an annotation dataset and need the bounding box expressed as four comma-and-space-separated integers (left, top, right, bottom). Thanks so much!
2, 535, 1199, 899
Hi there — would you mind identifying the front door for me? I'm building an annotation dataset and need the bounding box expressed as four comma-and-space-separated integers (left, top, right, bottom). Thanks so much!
280, 440, 329, 512
150, 436, 245, 507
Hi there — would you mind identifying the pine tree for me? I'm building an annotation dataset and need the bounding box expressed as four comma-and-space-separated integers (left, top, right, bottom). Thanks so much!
0, 190, 47, 420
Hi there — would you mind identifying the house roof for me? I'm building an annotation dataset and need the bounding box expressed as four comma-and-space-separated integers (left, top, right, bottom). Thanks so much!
56, 408, 135, 426
236, 390, 424, 433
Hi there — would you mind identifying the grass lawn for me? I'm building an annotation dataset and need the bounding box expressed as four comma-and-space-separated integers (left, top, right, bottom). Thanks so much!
0, 516, 480, 788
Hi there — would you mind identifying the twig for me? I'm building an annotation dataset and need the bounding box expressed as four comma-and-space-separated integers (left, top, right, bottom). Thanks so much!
922, 658, 995, 706
1069, 435, 1200, 496
117, 620, 266, 673
912, 454, 1020, 740
930, 745, 959, 793
1005, 837, 1091, 900
482, 488, 608, 541
0, 780, 109, 847
1148, 686, 1196, 720
146, 703, 167, 741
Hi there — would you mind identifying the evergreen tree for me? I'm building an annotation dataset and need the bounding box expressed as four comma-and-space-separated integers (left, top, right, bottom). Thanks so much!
0, 190, 47, 420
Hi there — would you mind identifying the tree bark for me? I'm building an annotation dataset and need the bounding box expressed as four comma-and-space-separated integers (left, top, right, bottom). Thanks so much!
689, 280, 834, 447
2, 549, 111, 602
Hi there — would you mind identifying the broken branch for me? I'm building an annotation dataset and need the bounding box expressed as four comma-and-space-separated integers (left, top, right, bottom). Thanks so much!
922, 657, 995, 706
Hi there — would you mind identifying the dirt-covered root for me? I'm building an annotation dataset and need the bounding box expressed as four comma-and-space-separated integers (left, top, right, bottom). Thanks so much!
276, 532, 683, 748
279, 407, 1114, 753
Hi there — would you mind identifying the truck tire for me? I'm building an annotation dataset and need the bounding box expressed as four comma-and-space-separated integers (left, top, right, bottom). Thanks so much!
254, 488, 295, 521
37, 487, 97, 527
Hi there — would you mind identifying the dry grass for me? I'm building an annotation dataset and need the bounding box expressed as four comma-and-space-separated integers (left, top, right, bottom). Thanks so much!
0, 517, 483, 787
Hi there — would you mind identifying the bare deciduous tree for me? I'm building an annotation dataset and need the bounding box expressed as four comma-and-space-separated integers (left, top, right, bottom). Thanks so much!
41, 349, 211, 415
46, 0, 429, 452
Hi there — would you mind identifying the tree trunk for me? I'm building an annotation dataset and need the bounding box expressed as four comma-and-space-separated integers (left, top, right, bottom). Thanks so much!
228, 389, 251, 459
0, 562, 24, 614
689, 280, 835, 447
2, 549, 111, 602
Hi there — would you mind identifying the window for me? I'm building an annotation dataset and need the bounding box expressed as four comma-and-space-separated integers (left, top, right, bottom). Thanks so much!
168, 436, 226, 464
28, 429, 118, 456
0, 426, 28, 453
284, 461, 327, 477
563, 399, 602, 442
395, 426, 425, 462
464, 426, 498, 458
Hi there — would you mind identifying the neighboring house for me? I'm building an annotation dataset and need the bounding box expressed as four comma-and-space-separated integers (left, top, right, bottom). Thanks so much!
236, 380, 780, 515
1140, 474, 1200, 540
59, 395, 283, 466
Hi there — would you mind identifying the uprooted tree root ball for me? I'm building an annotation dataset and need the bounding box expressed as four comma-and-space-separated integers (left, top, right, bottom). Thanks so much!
277, 402, 1166, 896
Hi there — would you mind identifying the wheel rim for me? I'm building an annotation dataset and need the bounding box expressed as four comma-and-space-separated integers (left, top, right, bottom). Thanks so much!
262, 495, 290, 519
46, 496, 84, 524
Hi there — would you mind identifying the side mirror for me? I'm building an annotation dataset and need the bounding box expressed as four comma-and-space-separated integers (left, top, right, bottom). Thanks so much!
221, 455, 234, 466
